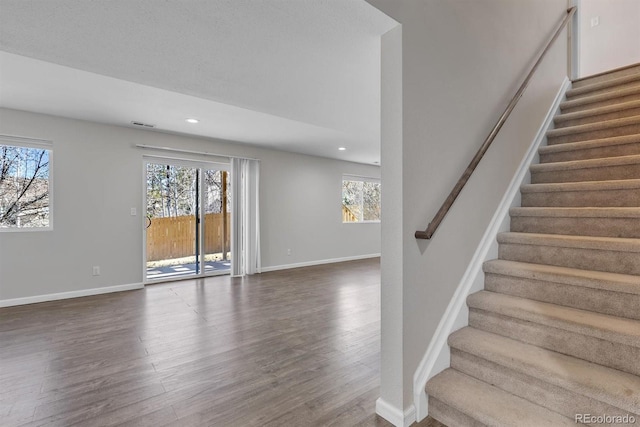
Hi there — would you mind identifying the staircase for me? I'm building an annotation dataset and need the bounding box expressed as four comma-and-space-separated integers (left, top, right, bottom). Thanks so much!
425, 64, 640, 426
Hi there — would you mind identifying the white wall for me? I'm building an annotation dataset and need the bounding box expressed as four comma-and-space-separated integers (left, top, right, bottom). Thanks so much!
378, 24, 404, 414
367, 0, 569, 419
578, 0, 640, 77
0, 108, 381, 302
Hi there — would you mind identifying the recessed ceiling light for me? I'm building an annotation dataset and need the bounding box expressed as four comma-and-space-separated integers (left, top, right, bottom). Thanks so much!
186, 118, 199, 124
338, 147, 347, 151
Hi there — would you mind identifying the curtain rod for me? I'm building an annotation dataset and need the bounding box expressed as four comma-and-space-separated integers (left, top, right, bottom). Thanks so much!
135, 144, 259, 161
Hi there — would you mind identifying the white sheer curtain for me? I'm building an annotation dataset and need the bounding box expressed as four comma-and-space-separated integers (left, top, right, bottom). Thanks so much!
230, 158, 261, 276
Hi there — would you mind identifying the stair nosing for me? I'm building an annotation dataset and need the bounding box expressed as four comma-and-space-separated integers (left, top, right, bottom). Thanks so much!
509, 206, 640, 218
547, 115, 640, 138
449, 327, 640, 413
483, 259, 640, 295
467, 290, 640, 347
538, 134, 640, 154
521, 178, 640, 192
497, 231, 640, 253
566, 73, 640, 98
530, 153, 640, 173
572, 62, 640, 85
554, 100, 640, 123
560, 85, 640, 110
426, 369, 576, 426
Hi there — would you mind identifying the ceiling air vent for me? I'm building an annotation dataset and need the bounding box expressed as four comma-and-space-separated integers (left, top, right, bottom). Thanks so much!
130, 121, 155, 128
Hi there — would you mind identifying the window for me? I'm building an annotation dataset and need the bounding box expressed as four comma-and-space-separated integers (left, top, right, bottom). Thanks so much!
342, 176, 380, 223
0, 136, 53, 230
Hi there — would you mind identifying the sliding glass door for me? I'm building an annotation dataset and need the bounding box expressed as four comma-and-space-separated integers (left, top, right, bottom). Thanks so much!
144, 159, 230, 282
202, 169, 231, 274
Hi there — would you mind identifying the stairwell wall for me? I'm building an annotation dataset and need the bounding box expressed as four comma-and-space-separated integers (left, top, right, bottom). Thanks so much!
578, 0, 640, 77
367, 0, 570, 422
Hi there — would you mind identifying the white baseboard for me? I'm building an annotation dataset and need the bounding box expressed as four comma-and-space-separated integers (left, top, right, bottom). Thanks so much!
375, 398, 416, 427
260, 253, 380, 273
0, 282, 144, 308
1, 254, 381, 307
412, 77, 571, 422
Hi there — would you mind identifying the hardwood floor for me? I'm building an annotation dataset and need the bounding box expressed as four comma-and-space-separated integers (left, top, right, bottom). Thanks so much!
1, 258, 443, 426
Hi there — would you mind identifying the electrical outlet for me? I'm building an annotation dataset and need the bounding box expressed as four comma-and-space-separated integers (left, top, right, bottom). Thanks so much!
92, 266, 100, 276
590, 16, 599, 27
130, 207, 137, 216
287, 248, 292, 256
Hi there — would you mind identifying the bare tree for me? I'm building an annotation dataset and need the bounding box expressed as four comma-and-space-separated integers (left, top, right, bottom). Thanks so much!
0, 145, 50, 227
146, 164, 230, 220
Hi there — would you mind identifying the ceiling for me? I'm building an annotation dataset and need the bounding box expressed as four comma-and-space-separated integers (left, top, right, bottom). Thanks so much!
0, 0, 397, 164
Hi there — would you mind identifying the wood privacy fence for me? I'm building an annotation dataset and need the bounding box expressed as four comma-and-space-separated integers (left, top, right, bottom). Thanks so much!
342, 205, 359, 222
146, 213, 231, 261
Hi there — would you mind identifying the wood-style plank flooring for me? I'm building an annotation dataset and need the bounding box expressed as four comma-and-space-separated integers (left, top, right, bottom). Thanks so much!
0, 258, 444, 426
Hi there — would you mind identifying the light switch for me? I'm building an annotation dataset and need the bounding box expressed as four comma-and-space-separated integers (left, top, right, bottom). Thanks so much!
131, 208, 137, 216
590, 16, 599, 27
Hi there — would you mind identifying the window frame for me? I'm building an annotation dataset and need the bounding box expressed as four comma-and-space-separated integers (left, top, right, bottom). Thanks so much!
341, 174, 381, 224
0, 135, 54, 232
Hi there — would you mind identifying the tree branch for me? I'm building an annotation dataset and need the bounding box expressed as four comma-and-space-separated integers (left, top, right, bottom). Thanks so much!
0, 150, 48, 223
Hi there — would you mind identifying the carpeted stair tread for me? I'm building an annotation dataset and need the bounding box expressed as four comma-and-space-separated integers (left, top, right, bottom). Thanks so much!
546, 114, 640, 141
498, 232, 640, 274
467, 291, 640, 348
538, 133, 640, 162
483, 259, 640, 295
566, 73, 640, 98
530, 154, 640, 183
483, 259, 640, 319
560, 85, 640, 112
572, 63, 640, 88
531, 153, 640, 172
448, 327, 640, 414
510, 206, 640, 219
497, 231, 640, 253
521, 178, 640, 193
548, 114, 640, 137
426, 369, 575, 427
520, 179, 640, 207
554, 99, 640, 126
509, 206, 640, 238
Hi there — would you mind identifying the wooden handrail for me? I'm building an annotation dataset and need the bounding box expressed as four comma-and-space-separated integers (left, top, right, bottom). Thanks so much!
415, 7, 577, 240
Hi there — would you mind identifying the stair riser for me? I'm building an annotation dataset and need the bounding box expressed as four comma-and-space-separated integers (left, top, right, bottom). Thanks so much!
469, 309, 640, 376
539, 142, 640, 163
572, 65, 640, 88
428, 397, 480, 427
567, 82, 640, 100
555, 105, 640, 128
547, 123, 640, 145
531, 163, 640, 184
485, 273, 640, 320
561, 92, 640, 114
521, 189, 640, 207
499, 242, 640, 275
510, 215, 640, 238
450, 349, 639, 423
